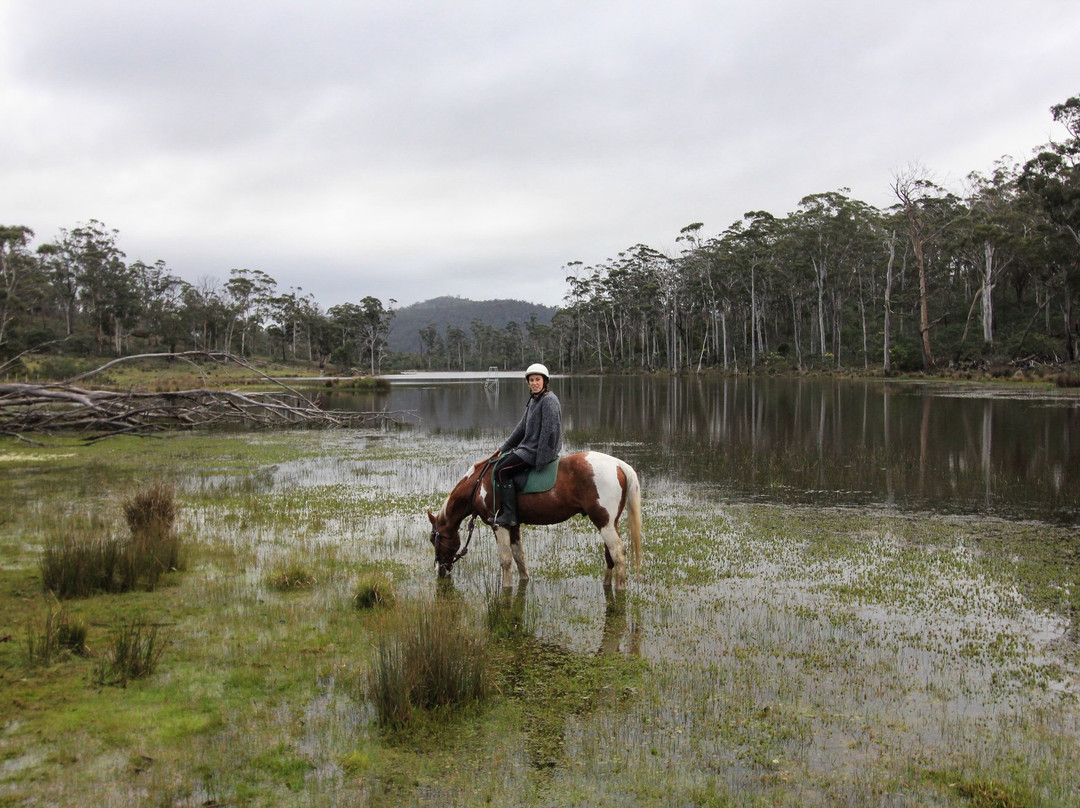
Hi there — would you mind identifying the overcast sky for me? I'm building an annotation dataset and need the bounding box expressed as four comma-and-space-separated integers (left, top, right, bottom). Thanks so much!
2, 1, 1078, 310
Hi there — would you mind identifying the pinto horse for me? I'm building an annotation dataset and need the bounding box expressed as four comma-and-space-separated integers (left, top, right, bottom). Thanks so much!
428, 451, 642, 589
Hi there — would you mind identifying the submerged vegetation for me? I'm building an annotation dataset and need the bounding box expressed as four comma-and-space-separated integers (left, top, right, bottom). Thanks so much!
0, 430, 1077, 806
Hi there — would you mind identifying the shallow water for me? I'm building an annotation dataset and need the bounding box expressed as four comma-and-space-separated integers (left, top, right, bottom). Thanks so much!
248, 428, 1078, 802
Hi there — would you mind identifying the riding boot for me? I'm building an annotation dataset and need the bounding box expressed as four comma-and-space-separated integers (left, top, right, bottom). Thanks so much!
494, 481, 519, 527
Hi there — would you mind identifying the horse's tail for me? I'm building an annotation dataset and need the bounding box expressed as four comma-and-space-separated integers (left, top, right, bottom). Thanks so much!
621, 460, 643, 573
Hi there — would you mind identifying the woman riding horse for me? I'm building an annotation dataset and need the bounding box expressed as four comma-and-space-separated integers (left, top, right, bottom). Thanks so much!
492, 363, 562, 527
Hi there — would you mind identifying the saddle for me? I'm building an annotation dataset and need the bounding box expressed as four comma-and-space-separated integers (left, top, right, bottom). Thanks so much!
489, 455, 560, 494
520, 457, 560, 494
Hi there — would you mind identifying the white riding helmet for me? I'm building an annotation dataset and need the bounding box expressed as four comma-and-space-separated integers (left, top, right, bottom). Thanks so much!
524, 363, 550, 381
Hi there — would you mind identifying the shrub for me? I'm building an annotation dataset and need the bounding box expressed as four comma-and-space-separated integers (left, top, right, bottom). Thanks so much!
368, 602, 490, 728
94, 618, 167, 687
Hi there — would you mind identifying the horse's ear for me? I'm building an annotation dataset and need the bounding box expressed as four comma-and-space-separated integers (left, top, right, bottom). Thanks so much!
427, 511, 437, 525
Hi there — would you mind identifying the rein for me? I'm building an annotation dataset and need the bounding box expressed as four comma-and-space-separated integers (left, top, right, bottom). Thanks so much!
447, 457, 497, 564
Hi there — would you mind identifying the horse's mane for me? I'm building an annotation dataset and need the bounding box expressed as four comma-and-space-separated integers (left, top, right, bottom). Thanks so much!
438, 457, 487, 523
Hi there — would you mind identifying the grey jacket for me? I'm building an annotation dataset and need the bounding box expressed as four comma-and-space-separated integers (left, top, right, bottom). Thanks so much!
500, 390, 563, 468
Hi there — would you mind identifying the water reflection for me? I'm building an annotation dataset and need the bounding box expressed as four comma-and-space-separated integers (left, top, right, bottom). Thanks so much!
326, 376, 1080, 523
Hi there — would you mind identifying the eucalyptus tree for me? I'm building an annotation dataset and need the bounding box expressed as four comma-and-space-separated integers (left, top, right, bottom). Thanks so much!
268, 287, 310, 360
418, 323, 444, 370
445, 324, 468, 371
327, 296, 393, 374
561, 261, 589, 372
54, 221, 134, 354
719, 212, 780, 369
36, 242, 76, 338
787, 191, 883, 367
890, 168, 961, 370
0, 225, 37, 351
361, 296, 394, 375
503, 320, 525, 367
130, 259, 190, 353
699, 230, 742, 370
879, 210, 906, 374
676, 222, 722, 372
224, 268, 277, 357
524, 314, 555, 368
182, 276, 226, 352
1020, 95, 1080, 359
958, 162, 1028, 351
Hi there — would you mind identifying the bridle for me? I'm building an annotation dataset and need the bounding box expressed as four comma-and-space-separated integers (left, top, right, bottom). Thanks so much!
431, 457, 496, 572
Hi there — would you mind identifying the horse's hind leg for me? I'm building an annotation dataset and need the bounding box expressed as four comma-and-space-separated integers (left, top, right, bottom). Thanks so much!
509, 527, 529, 581
600, 524, 627, 589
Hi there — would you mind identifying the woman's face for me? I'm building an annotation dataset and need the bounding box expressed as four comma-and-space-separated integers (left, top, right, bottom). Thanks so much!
527, 374, 545, 394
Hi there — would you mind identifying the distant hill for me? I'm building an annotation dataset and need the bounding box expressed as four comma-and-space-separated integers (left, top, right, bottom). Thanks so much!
388, 296, 558, 354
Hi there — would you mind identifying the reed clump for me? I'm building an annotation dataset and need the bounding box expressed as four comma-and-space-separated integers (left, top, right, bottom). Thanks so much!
368, 601, 490, 729
25, 602, 88, 665
39, 530, 125, 598
121, 480, 183, 589
93, 618, 167, 687
39, 481, 182, 597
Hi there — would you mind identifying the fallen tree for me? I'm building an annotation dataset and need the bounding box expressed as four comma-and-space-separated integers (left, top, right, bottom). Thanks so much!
0, 351, 413, 441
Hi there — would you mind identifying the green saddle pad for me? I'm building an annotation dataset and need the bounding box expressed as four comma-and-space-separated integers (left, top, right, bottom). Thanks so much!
521, 458, 560, 494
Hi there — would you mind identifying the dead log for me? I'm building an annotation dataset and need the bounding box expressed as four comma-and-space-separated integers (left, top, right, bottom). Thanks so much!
0, 352, 414, 441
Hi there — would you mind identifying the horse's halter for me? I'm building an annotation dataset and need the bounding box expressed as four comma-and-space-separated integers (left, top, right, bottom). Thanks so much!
431, 458, 494, 574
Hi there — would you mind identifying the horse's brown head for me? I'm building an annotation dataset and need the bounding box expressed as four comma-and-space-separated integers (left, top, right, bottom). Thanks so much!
428, 510, 461, 577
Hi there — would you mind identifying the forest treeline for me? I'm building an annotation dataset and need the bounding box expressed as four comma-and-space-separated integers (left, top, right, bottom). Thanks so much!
2, 93, 1078, 379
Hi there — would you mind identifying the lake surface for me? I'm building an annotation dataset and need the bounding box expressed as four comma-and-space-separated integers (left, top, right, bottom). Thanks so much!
328, 375, 1080, 524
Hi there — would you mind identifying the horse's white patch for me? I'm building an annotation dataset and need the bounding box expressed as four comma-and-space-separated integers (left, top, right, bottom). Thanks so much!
584, 452, 622, 526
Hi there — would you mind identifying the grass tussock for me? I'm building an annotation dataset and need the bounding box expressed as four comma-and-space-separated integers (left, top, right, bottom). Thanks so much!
39, 481, 183, 597
352, 571, 396, 610
368, 601, 490, 729
269, 563, 317, 591
25, 601, 88, 665
93, 618, 167, 687
122, 480, 183, 588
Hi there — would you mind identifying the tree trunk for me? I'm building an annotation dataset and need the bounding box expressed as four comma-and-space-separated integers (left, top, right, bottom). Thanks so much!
981, 241, 995, 345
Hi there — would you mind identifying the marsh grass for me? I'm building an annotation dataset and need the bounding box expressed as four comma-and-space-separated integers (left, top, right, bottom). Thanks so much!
25, 601, 88, 664
369, 600, 491, 729
93, 618, 167, 687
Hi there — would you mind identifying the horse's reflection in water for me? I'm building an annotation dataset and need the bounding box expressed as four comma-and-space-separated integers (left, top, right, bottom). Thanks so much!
480, 579, 641, 657
598, 587, 642, 656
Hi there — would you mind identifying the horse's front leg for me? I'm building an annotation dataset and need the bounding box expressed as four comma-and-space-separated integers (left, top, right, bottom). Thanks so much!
494, 526, 514, 588
509, 527, 529, 581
